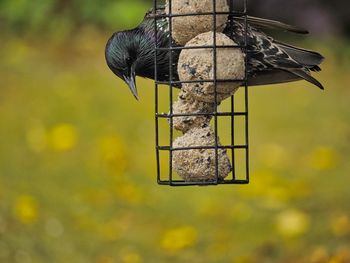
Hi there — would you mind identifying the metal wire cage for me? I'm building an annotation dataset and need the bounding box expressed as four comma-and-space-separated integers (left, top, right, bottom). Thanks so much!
154, 0, 249, 186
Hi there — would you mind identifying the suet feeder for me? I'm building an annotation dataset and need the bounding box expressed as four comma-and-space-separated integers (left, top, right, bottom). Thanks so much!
154, 0, 250, 186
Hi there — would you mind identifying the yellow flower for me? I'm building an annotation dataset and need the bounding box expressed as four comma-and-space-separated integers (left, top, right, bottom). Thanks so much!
50, 123, 77, 152
14, 195, 38, 224
276, 209, 310, 238
308, 146, 338, 170
161, 226, 198, 252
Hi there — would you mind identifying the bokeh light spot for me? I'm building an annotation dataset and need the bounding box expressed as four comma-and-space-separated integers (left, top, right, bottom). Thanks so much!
308, 146, 338, 170
14, 195, 38, 224
161, 226, 198, 252
49, 123, 78, 152
276, 209, 310, 238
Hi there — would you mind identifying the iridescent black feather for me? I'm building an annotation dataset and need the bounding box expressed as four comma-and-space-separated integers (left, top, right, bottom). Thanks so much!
105, 6, 324, 96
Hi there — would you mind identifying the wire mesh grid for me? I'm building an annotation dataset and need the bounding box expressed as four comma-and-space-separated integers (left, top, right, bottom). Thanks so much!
154, 0, 249, 186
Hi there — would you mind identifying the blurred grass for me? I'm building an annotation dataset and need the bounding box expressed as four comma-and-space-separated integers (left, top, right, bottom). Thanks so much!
0, 0, 151, 37
1, 21, 350, 263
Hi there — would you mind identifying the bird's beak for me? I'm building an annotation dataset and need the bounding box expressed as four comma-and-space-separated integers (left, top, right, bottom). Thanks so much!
123, 72, 138, 100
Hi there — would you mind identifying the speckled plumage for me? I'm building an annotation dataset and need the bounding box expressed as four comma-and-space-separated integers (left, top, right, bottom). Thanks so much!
105, 6, 324, 98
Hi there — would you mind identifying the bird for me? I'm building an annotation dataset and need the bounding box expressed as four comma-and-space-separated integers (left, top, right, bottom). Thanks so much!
105, 5, 324, 100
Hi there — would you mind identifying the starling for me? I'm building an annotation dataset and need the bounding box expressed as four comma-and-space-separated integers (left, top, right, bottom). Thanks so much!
105, 6, 324, 100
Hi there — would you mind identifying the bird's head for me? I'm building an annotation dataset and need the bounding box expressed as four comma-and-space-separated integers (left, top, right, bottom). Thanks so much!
105, 31, 140, 100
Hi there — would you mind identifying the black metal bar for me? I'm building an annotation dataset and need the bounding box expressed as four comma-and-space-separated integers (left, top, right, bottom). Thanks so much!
155, 11, 247, 18
168, 0, 174, 185
229, 0, 236, 181
156, 45, 245, 51
156, 112, 247, 118
158, 179, 249, 187
156, 79, 245, 85
154, 0, 250, 186
158, 181, 219, 186
154, 0, 160, 183
158, 145, 248, 151
213, 0, 219, 184
244, 0, 250, 183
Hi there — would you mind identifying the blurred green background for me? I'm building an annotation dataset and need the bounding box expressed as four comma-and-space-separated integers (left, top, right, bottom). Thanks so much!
1, 0, 350, 262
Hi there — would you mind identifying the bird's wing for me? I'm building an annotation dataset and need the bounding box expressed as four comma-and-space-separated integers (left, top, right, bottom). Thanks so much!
144, 6, 308, 35
244, 27, 324, 89
247, 69, 302, 86
273, 40, 324, 70
247, 30, 304, 71
142, 6, 324, 89
235, 16, 309, 34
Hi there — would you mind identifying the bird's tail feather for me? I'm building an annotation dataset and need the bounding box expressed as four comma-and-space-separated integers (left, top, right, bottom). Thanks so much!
247, 69, 324, 90
247, 70, 302, 86
284, 69, 324, 90
275, 40, 324, 70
